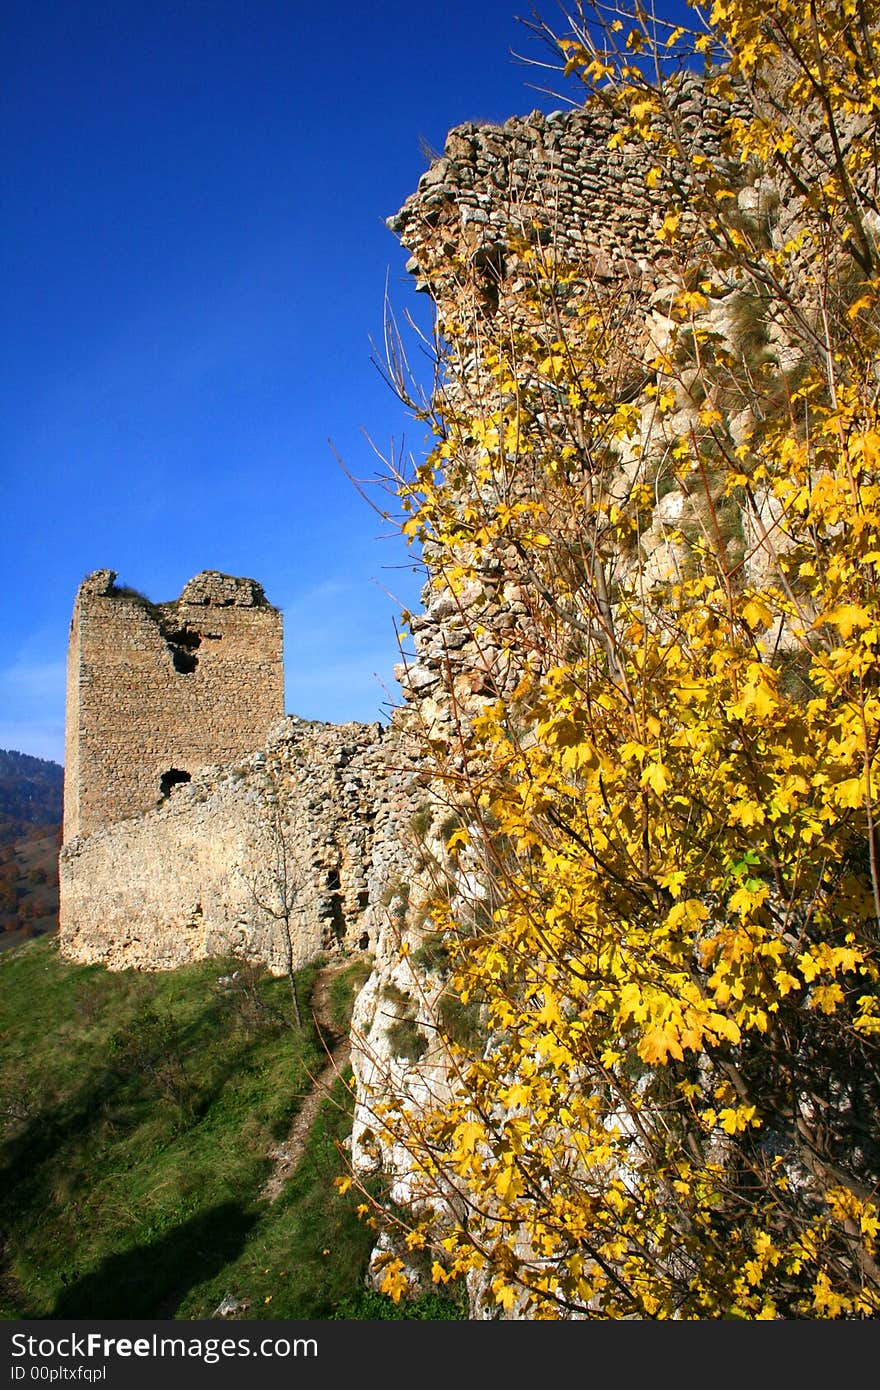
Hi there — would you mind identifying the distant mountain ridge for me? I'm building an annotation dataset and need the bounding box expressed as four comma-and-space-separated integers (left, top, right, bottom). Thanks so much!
0, 749, 63, 846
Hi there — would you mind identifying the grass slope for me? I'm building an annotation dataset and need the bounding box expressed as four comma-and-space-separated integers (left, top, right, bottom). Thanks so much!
0, 937, 462, 1320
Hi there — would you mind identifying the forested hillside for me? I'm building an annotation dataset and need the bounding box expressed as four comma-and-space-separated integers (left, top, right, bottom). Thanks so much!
0, 751, 62, 949
0, 750, 62, 845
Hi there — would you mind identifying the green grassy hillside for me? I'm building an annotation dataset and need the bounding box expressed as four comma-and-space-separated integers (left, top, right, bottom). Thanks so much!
0, 937, 462, 1320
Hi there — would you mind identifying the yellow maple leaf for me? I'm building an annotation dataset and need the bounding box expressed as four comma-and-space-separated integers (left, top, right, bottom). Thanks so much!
831, 776, 864, 808
492, 1279, 518, 1311
718, 1105, 758, 1134
639, 1023, 684, 1064
641, 761, 671, 794
741, 595, 774, 629
495, 1161, 524, 1203
820, 604, 872, 639
657, 211, 681, 244
453, 1119, 484, 1154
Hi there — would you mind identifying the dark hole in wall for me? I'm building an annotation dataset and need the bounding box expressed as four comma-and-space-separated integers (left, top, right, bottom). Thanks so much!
172, 648, 198, 674
321, 867, 345, 946
470, 243, 506, 315
160, 767, 191, 798
160, 625, 202, 674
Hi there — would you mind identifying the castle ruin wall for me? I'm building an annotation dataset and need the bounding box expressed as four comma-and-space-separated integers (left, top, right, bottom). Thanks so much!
59, 567, 430, 975
63, 569, 284, 842
349, 73, 822, 1311
60, 714, 424, 973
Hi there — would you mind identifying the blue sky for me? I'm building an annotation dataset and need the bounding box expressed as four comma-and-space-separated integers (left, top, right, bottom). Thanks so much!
1, 0, 598, 766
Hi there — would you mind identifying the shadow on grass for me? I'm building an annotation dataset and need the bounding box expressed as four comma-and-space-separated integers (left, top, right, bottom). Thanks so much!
0, 1006, 312, 1217
51, 1201, 257, 1318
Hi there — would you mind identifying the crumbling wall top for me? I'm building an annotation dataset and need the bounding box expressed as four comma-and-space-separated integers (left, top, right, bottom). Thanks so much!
178, 571, 272, 608
386, 72, 750, 309
76, 569, 273, 610
79, 568, 118, 596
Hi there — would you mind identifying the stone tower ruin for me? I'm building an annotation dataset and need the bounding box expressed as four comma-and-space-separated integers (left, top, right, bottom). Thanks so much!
63, 568, 284, 841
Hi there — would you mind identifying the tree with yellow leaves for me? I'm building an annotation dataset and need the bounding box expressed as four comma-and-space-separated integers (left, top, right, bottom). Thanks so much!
346, 0, 880, 1318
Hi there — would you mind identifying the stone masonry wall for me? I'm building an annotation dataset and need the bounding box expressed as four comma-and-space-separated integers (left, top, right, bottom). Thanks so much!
60, 714, 424, 973
63, 569, 284, 841
348, 72, 827, 1311
383, 74, 754, 733
380, 71, 834, 735
389, 71, 746, 319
